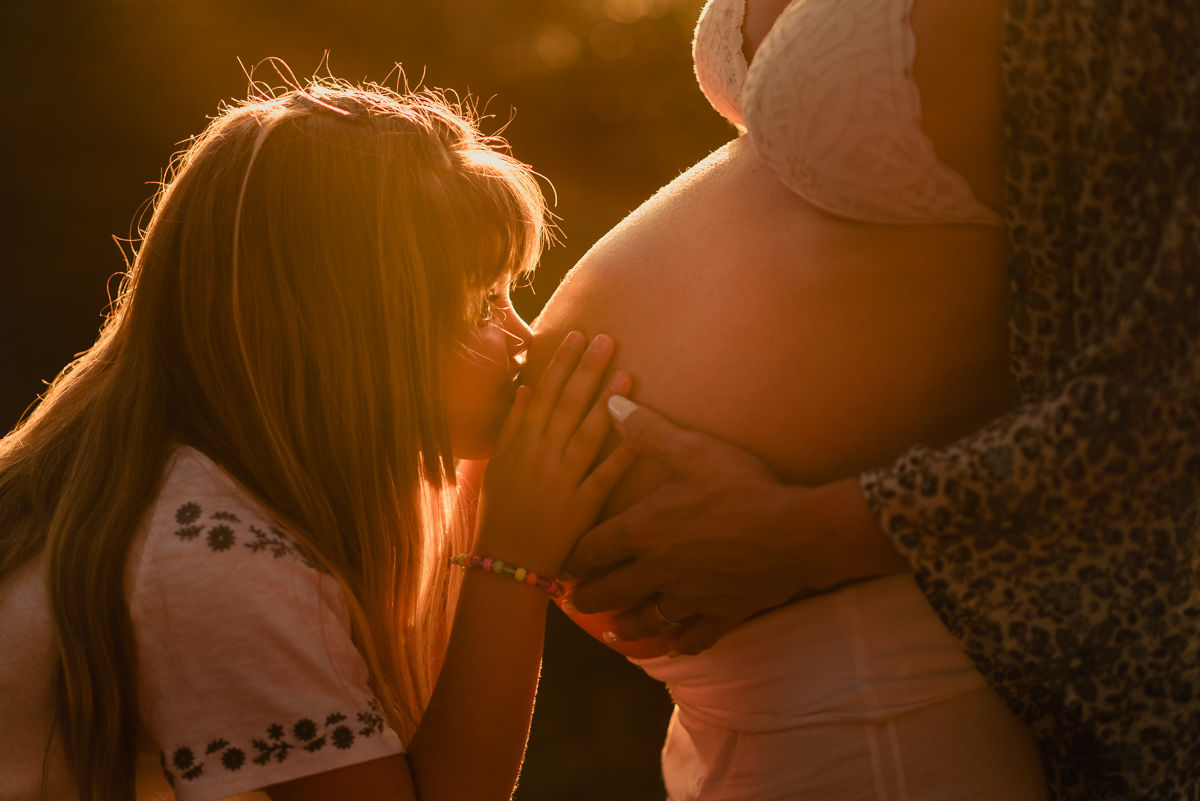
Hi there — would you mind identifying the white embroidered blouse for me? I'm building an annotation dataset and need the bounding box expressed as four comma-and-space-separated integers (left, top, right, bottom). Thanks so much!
0, 447, 404, 801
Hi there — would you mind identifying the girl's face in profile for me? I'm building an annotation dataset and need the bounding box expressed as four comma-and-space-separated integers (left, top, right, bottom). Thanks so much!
443, 283, 533, 460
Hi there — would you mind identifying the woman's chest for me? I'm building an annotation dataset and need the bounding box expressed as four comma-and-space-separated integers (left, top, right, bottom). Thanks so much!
702, 0, 1006, 217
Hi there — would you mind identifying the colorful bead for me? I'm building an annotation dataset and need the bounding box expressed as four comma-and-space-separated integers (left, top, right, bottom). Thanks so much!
449, 553, 563, 598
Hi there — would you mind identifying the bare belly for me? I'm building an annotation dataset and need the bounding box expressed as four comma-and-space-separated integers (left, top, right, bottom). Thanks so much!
526, 135, 1011, 655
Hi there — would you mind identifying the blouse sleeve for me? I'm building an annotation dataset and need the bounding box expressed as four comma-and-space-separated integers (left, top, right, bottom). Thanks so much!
128, 473, 404, 801
859, 169, 1200, 793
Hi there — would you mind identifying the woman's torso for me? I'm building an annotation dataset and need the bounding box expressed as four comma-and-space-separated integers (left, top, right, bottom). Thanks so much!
521, 0, 1048, 794
526, 0, 1009, 654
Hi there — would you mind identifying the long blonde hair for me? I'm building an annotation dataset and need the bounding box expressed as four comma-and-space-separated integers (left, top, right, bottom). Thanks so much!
0, 75, 548, 800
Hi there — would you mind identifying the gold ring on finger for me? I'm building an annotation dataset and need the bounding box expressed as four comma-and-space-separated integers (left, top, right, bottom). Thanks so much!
653, 598, 683, 627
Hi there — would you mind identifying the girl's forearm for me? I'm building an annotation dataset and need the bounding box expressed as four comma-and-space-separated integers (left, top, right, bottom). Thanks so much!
402, 334, 628, 798
405, 570, 548, 800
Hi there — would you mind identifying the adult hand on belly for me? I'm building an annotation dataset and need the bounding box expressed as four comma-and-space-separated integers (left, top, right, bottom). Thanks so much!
563, 397, 912, 656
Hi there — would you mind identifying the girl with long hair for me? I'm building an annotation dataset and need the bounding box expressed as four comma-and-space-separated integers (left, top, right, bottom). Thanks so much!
0, 77, 634, 801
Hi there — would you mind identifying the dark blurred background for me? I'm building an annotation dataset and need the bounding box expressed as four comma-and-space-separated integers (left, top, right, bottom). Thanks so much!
1, 0, 734, 797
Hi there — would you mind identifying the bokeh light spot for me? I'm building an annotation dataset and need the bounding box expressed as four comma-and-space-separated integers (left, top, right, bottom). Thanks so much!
536, 25, 583, 69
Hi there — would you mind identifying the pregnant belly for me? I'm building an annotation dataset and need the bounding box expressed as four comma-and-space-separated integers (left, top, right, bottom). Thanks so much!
526, 135, 1011, 657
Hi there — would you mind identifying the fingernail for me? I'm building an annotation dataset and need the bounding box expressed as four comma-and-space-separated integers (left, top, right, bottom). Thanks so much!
559, 594, 577, 615
564, 330, 584, 347
589, 334, 614, 353
608, 395, 637, 423
602, 629, 622, 645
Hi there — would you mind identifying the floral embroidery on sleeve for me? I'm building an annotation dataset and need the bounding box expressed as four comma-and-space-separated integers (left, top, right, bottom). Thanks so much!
171, 501, 313, 567
159, 700, 388, 786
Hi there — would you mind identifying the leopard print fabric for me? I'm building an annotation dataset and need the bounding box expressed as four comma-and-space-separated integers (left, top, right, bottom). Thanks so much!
860, 1, 1200, 799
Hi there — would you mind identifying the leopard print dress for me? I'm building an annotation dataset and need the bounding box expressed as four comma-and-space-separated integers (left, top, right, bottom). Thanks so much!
860, 1, 1200, 799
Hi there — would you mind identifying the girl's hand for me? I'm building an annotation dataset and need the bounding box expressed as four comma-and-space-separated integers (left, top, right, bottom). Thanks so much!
474, 332, 637, 577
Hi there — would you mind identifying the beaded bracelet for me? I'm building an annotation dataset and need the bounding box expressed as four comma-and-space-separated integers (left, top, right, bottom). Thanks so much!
450, 553, 566, 598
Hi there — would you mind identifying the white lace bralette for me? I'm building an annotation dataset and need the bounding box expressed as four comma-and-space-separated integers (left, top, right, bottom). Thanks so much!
692, 0, 1004, 227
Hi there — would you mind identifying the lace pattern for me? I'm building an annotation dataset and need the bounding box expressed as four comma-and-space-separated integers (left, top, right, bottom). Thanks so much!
693, 0, 749, 129
693, 0, 1004, 226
